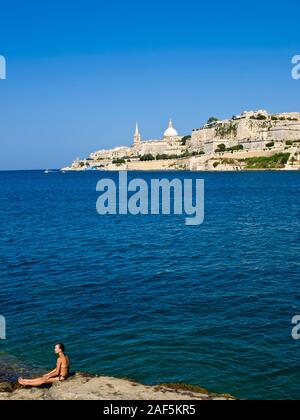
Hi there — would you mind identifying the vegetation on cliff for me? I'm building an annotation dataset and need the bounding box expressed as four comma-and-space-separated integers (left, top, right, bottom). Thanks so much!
181, 135, 191, 146
243, 153, 291, 169
112, 158, 126, 166
140, 154, 155, 161
215, 144, 244, 153
215, 122, 238, 139
250, 113, 268, 120
207, 117, 219, 125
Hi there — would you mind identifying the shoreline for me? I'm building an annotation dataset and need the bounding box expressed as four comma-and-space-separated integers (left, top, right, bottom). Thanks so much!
0, 373, 236, 400
60, 167, 300, 172
0, 167, 299, 173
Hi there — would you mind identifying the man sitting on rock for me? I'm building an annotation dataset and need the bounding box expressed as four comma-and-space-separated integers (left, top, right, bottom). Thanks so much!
18, 343, 70, 387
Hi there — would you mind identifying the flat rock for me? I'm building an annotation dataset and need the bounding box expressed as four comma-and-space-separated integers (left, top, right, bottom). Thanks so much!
0, 373, 236, 401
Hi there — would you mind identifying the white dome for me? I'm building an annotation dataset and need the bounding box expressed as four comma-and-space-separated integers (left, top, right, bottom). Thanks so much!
164, 119, 178, 137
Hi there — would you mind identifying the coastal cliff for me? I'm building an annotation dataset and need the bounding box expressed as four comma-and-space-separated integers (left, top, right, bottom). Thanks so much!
0, 373, 235, 400
62, 110, 300, 172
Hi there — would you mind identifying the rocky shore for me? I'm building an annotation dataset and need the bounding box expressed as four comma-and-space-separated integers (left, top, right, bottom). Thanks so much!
0, 373, 235, 400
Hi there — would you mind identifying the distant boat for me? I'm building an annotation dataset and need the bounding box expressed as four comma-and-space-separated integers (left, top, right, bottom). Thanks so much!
44, 170, 55, 174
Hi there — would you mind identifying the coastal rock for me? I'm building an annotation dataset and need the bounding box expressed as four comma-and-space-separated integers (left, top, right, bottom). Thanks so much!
0, 381, 14, 393
0, 373, 236, 401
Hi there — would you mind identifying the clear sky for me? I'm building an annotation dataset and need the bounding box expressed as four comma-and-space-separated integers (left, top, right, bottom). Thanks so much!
0, 0, 299, 170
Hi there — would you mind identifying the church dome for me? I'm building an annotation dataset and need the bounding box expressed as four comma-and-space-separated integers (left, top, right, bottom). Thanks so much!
164, 119, 178, 137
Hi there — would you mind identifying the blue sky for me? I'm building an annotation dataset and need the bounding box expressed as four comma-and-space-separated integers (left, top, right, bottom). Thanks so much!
0, 0, 299, 170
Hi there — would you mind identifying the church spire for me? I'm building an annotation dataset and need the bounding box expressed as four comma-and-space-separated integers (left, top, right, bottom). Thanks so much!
134, 122, 141, 147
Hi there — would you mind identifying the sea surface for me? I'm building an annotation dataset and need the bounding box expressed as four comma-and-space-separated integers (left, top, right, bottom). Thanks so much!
0, 170, 299, 400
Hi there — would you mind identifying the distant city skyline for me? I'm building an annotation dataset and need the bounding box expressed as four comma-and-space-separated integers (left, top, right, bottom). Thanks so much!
0, 0, 299, 170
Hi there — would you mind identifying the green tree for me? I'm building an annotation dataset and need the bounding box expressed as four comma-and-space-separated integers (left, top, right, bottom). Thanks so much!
217, 144, 226, 152
112, 158, 126, 165
207, 117, 219, 125
140, 154, 155, 161
181, 135, 191, 146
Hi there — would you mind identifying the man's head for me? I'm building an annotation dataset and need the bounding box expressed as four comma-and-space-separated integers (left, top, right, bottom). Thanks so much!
54, 343, 66, 354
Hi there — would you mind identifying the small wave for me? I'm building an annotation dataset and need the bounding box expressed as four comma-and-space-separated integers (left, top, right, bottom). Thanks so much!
154, 269, 175, 276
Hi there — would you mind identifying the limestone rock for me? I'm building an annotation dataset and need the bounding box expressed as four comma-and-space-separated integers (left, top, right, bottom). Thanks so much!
0, 373, 236, 400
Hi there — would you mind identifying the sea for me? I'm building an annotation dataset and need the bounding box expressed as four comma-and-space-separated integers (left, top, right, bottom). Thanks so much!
0, 170, 299, 400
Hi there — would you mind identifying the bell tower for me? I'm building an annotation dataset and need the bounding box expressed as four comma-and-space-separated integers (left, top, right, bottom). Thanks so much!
134, 123, 141, 148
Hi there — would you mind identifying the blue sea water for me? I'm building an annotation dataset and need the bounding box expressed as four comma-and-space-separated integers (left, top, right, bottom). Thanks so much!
0, 170, 299, 400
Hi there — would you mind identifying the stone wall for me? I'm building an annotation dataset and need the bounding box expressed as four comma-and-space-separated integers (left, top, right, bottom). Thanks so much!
91, 146, 140, 160
139, 137, 184, 157
190, 118, 300, 155
106, 159, 179, 171
139, 141, 169, 156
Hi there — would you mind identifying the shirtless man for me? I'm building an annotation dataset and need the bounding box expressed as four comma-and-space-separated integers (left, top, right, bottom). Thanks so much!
18, 343, 70, 387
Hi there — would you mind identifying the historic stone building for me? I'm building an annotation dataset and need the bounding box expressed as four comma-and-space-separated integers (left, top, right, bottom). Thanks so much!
134, 119, 184, 157
189, 110, 300, 155
63, 110, 300, 171
90, 119, 184, 161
